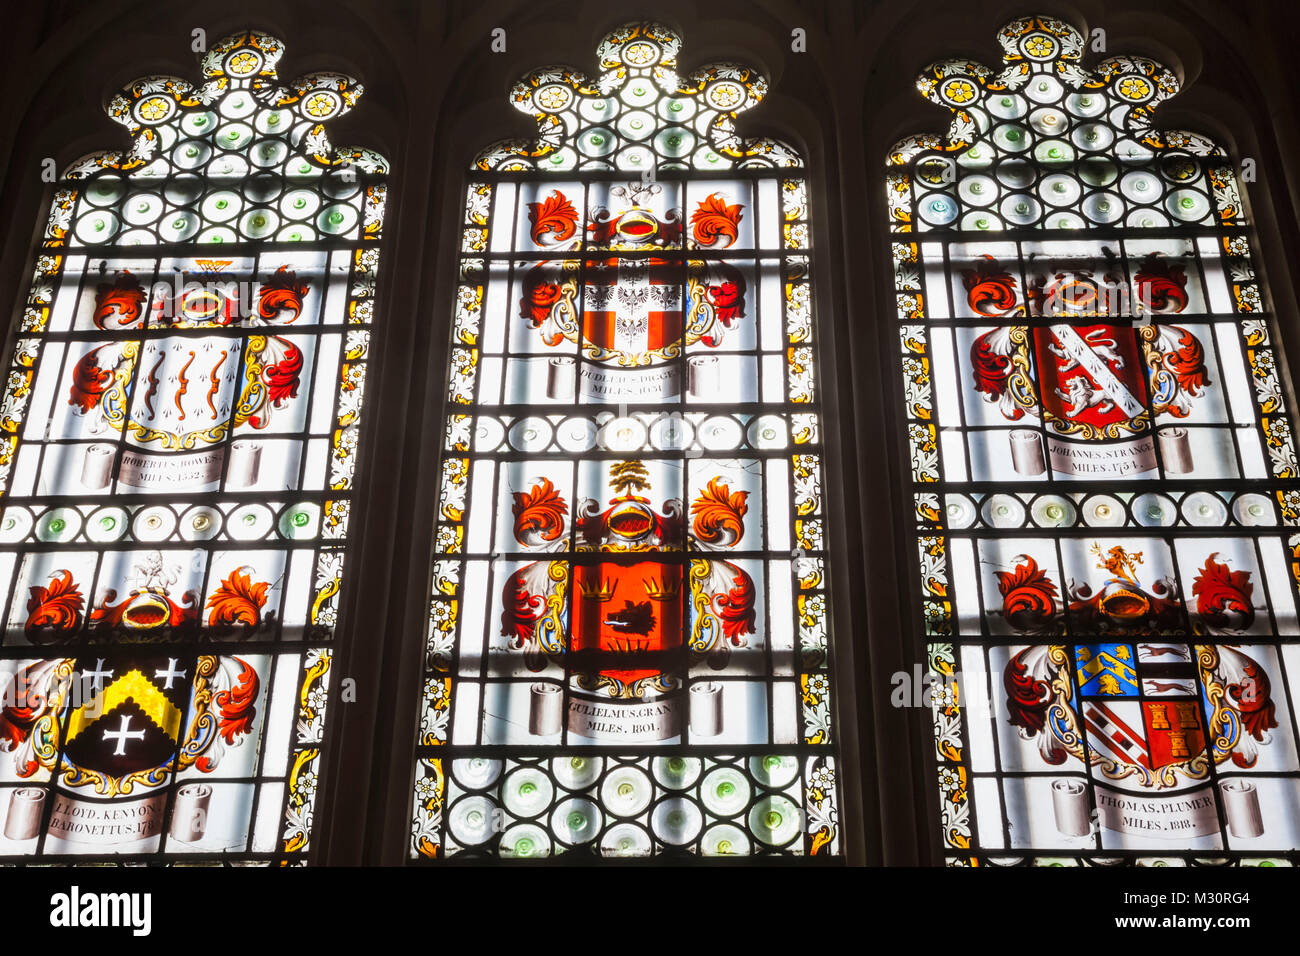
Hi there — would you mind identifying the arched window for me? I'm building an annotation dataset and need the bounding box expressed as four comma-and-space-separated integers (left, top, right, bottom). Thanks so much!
411, 21, 841, 860
888, 15, 1300, 863
0, 32, 387, 861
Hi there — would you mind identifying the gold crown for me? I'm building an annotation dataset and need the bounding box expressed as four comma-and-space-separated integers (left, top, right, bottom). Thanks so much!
193, 259, 233, 273
642, 576, 679, 601
578, 576, 616, 601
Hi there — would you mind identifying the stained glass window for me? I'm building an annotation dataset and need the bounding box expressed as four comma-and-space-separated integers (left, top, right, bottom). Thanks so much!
0, 32, 387, 860
411, 21, 840, 860
888, 15, 1299, 864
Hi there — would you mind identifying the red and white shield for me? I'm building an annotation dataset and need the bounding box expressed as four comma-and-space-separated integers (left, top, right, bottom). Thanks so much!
1082, 700, 1152, 771
1034, 324, 1148, 433
582, 257, 682, 360
1083, 699, 1208, 773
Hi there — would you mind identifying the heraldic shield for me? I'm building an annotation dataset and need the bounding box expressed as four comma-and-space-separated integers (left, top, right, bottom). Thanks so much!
1032, 323, 1149, 435
0, 652, 262, 849
61, 655, 192, 786
988, 538, 1285, 845
963, 246, 1212, 478
571, 559, 684, 688
517, 181, 749, 402
501, 456, 757, 743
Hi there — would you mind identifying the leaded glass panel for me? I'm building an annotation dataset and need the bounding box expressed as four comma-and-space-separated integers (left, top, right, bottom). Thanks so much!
888, 15, 1298, 864
411, 22, 840, 860
0, 31, 387, 861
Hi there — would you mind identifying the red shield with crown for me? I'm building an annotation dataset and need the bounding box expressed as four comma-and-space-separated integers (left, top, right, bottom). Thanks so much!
570, 559, 682, 685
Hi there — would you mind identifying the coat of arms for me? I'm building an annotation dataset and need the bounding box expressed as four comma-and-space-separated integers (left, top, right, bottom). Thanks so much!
501, 459, 755, 740
964, 251, 1210, 476
519, 184, 747, 399
0, 652, 262, 847
69, 263, 310, 450
997, 546, 1276, 791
